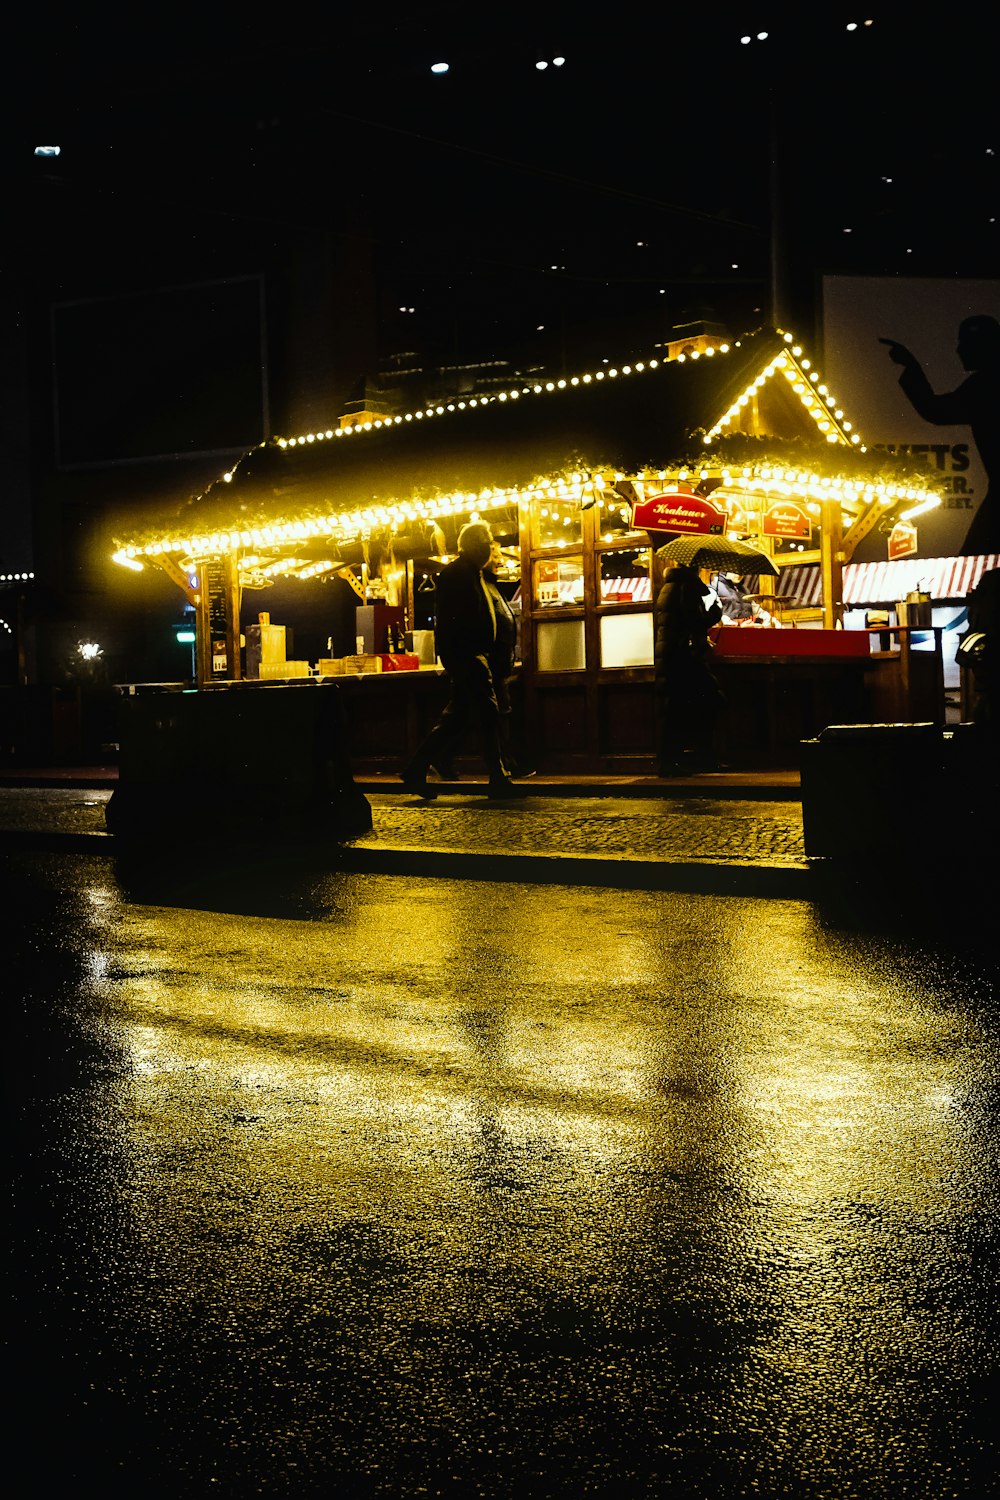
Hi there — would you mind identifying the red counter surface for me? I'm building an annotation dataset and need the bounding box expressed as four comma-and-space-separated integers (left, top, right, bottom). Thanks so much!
712, 627, 870, 658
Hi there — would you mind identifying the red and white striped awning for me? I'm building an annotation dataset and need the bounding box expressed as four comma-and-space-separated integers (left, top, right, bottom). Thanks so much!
773, 554, 999, 608
601, 577, 652, 602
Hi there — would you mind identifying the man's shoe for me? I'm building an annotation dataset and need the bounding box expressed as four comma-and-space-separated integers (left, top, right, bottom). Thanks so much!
400, 770, 438, 800
658, 761, 691, 778
488, 778, 526, 800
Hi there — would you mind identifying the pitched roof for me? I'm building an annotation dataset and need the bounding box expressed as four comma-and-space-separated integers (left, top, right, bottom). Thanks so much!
110, 325, 939, 565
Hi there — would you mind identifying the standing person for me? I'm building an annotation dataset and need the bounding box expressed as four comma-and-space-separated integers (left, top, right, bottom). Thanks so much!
400, 521, 522, 800
961, 566, 1000, 732
654, 560, 725, 775
712, 571, 779, 626
483, 540, 534, 778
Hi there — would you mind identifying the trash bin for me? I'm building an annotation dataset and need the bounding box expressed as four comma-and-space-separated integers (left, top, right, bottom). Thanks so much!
105, 682, 372, 843
799, 722, 945, 859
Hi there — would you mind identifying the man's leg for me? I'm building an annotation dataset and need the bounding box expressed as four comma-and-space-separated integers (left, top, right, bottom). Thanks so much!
463, 657, 523, 796
401, 676, 470, 797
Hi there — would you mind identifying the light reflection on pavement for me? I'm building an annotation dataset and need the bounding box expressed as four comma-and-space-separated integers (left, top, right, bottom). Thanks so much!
11, 851, 997, 1498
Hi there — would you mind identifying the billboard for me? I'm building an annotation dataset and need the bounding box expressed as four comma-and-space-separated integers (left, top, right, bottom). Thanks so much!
821, 276, 999, 558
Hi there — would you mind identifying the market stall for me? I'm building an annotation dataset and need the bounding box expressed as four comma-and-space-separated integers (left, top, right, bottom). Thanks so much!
109, 324, 947, 773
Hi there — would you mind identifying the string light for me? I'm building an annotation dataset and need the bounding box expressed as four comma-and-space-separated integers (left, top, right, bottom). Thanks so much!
112, 331, 939, 570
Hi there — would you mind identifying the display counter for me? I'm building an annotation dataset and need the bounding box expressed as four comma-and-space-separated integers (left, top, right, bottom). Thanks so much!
712, 626, 870, 658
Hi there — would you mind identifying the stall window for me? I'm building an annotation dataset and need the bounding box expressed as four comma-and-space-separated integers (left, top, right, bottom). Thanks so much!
598, 545, 652, 605
529, 494, 584, 548
596, 485, 647, 541
536, 618, 586, 671
600, 612, 653, 668
533, 556, 584, 607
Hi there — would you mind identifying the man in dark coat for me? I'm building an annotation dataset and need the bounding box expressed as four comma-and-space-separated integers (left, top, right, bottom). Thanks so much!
400, 521, 522, 800
654, 561, 725, 775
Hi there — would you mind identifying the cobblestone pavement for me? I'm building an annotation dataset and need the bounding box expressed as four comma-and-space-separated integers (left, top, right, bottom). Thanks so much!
359, 793, 807, 867
0, 787, 805, 875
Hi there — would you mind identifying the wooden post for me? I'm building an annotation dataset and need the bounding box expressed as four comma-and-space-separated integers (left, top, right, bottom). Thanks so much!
224, 552, 242, 680
195, 565, 212, 686
820, 500, 844, 629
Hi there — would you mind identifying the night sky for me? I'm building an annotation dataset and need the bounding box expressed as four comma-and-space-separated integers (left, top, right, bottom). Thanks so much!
7, 7, 998, 375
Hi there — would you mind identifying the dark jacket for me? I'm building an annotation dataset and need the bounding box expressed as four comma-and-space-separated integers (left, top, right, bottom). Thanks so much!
713, 573, 755, 622
483, 568, 517, 680
654, 565, 720, 677
433, 554, 496, 667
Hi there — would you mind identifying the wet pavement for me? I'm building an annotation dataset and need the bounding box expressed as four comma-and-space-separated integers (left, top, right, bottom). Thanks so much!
0, 778, 810, 899
10, 840, 999, 1498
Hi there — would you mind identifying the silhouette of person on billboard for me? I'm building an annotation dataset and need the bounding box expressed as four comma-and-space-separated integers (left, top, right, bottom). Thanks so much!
880, 314, 999, 555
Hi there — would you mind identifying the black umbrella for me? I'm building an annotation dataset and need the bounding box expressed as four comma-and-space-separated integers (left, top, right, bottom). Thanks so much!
655, 535, 779, 575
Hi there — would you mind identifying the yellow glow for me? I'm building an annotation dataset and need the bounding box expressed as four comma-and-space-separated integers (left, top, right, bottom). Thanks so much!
111, 332, 937, 567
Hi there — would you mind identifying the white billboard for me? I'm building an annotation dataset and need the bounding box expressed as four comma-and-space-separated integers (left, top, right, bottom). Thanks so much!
821, 276, 999, 558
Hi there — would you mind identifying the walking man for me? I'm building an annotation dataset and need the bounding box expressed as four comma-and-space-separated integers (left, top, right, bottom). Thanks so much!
400, 521, 522, 800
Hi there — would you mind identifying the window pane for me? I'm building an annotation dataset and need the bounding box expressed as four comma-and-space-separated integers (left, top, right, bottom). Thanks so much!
536, 619, 586, 671
600, 612, 653, 667
596, 482, 647, 541
598, 545, 652, 604
533, 556, 584, 607
530, 494, 584, 547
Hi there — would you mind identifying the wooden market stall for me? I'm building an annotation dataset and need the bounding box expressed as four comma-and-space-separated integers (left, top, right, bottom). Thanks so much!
109, 324, 945, 774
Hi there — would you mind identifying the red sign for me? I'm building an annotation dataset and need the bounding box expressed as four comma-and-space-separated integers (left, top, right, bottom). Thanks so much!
762, 501, 811, 540
631, 491, 727, 534
888, 521, 918, 559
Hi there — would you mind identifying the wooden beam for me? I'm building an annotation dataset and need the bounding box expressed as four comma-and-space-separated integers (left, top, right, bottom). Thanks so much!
195, 564, 211, 686
224, 553, 242, 681
820, 501, 844, 629
842, 500, 888, 562
153, 555, 199, 608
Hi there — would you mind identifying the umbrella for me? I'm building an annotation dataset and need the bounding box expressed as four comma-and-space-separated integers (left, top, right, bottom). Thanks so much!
655, 535, 779, 576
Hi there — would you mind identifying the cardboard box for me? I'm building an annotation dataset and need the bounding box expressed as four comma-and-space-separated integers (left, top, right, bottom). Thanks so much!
340, 655, 382, 675
259, 660, 312, 679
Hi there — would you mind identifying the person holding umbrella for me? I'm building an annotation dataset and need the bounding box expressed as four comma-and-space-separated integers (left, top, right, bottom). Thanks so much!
653, 559, 725, 775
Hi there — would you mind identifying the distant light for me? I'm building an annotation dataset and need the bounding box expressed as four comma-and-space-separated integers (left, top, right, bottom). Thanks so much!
756, 31, 768, 40
846, 21, 858, 30
731, 263, 739, 269
740, 35, 752, 44
552, 56, 566, 66
535, 60, 548, 70
430, 62, 449, 74
843, 227, 853, 233
175, 629, 196, 644
78, 641, 102, 661
34, 145, 60, 157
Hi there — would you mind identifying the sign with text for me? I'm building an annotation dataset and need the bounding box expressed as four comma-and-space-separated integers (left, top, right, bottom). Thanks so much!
631, 491, 726, 535
888, 521, 918, 559
762, 501, 812, 540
